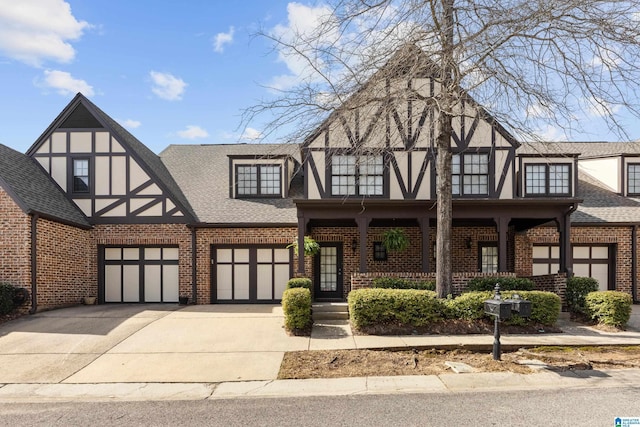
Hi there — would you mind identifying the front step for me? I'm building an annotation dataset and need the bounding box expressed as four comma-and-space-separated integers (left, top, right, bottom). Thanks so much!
312, 302, 349, 321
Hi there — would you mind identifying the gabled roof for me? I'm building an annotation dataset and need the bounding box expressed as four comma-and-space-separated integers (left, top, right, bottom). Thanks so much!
302, 43, 519, 149
26, 93, 197, 223
0, 144, 91, 228
161, 143, 302, 224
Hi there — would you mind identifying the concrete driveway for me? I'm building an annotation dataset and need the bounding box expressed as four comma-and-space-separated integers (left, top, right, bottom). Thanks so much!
0, 304, 308, 384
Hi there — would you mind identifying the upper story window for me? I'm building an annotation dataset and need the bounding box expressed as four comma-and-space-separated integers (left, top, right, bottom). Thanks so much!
628, 164, 640, 195
525, 164, 570, 196
331, 154, 383, 196
72, 158, 90, 193
452, 153, 489, 196
236, 164, 281, 197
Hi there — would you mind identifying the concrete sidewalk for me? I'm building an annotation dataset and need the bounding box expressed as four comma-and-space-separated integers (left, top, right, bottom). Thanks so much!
0, 303, 638, 402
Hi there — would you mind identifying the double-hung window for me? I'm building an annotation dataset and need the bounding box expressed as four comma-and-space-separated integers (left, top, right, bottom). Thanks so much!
479, 244, 498, 273
236, 165, 281, 197
452, 153, 489, 196
72, 158, 90, 193
331, 154, 383, 196
524, 164, 570, 196
628, 164, 640, 195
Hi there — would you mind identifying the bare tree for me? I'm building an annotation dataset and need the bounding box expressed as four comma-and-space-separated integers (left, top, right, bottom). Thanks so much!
243, 0, 640, 297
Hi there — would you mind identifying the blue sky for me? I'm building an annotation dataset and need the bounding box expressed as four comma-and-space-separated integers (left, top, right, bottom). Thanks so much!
0, 1, 639, 154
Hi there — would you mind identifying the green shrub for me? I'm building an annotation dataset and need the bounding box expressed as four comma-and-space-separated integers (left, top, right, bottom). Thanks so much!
348, 288, 445, 329
566, 276, 599, 314
286, 277, 312, 290
445, 291, 492, 320
371, 277, 436, 291
467, 277, 534, 292
446, 290, 561, 326
584, 291, 632, 327
282, 288, 312, 333
0, 283, 15, 315
502, 291, 561, 326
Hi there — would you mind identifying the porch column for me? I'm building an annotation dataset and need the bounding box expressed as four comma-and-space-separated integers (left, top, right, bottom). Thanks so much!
558, 212, 573, 275
297, 216, 307, 274
495, 216, 508, 272
356, 217, 369, 273
418, 217, 430, 273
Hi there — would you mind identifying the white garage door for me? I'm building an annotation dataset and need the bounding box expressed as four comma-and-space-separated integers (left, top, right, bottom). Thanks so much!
532, 244, 612, 291
102, 246, 180, 303
212, 246, 292, 303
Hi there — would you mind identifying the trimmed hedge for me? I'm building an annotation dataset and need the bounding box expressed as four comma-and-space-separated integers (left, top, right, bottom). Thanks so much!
467, 277, 534, 292
286, 277, 312, 290
348, 288, 445, 329
371, 277, 436, 291
445, 291, 493, 320
501, 291, 561, 326
0, 283, 15, 315
585, 291, 632, 327
282, 288, 312, 333
566, 276, 598, 314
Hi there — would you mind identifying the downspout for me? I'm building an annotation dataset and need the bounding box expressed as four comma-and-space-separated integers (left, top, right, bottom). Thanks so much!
29, 214, 38, 314
633, 225, 638, 303
191, 226, 197, 304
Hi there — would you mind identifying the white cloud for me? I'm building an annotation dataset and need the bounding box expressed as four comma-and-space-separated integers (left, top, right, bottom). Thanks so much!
41, 69, 94, 96
177, 125, 209, 139
526, 102, 552, 119
534, 125, 568, 142
586, 96, 620, 118
241, 127, 262, 141
213, 26, 234, 53
149, 71, 187, 101
0, 0, 89, 66
122, 119, 141, 129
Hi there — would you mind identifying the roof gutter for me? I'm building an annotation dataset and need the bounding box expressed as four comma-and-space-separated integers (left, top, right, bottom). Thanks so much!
29, 214, 38, 314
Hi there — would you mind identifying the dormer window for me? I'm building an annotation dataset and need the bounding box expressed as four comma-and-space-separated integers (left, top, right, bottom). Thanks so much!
525, 163, 570, 196
236, 164, 281, 197
72, 158, 90, 193
628, 164, 640, 195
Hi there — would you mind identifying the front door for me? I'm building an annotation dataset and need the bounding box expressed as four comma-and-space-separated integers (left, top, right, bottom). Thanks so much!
314, 243, 343, 300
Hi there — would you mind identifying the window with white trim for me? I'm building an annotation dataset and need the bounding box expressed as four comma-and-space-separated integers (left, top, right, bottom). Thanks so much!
72, 158, 90, 193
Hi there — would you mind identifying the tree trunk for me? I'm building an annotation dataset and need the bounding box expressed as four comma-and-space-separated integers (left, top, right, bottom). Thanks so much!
435, 0, 455, 298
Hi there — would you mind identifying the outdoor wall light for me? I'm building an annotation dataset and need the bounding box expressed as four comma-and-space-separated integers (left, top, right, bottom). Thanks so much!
352, 238, 358, 252
465, 237, 473, 249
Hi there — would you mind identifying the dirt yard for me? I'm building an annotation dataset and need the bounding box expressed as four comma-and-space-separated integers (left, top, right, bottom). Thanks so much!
278, 346, 640, 379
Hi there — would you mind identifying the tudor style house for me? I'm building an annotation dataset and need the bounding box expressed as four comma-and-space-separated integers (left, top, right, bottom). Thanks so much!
1, 50, 639, 311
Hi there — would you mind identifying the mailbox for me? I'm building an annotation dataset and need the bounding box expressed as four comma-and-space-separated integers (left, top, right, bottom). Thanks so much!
506, 294, 532, 318
484, 299, 513, 320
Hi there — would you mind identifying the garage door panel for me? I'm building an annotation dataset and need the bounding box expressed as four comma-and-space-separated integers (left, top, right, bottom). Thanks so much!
257, 265, 273, 300
591, 264, 609, 291
163, 265, 179, 302
144, 265, 162, 302
122, 265, 140, 302
234, 265, 250, 299
274, 265, 289, 300
105, 265, 122, 302
217, 265, 233, 300
573, 264, 589, 278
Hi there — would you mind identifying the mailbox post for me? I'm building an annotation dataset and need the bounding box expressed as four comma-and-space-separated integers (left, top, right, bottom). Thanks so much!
484, 284, 532, 360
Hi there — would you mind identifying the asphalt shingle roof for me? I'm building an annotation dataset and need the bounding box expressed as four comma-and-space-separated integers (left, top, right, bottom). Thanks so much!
160, 143, 302, 224
518, 141, 640, 157
0, 144, 90, 227
573, 170, 640, 223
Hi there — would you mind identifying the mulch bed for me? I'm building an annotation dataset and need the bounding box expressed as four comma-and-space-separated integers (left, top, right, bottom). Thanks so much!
353, 318, 563, 335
